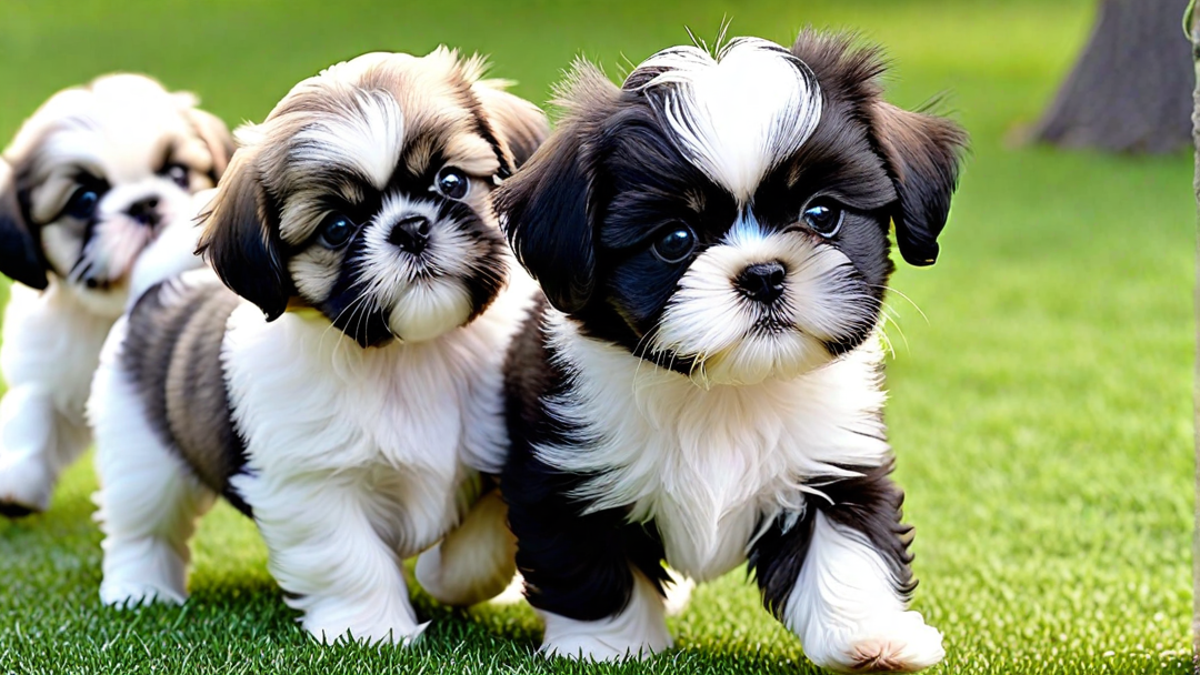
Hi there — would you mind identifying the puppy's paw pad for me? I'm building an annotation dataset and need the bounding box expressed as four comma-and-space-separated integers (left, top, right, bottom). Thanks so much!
842, 616, 944, 673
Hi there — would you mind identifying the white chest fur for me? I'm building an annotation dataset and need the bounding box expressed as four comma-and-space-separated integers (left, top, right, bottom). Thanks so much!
537, 314, 892, 582
225, 303, 496, 476
1, 281, 121, 422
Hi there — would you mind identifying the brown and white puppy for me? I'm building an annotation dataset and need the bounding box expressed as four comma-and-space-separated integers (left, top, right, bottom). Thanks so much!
0, 74, 232, 515
88, 50, 546, 645
494, 32, 967, 671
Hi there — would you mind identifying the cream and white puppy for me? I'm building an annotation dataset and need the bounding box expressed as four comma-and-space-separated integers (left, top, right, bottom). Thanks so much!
88, 50, 547, 645
0, 74, 232, 516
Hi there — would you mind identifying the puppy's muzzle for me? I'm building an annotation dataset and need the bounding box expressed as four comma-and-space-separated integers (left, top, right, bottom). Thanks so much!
389, 215, 431, 255
126, 196, 162, 228
735, 260, 787, 305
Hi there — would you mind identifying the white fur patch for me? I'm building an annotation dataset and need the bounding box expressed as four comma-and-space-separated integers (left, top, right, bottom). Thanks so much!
650, 218, 876, 387
0, 280, 130, 512
540, 569, 672, 661
288, 90, 405, 192
536, 313, 890, 582
634, 38, 821, 202
355, 195, 490, 342
782, 512, 944, 672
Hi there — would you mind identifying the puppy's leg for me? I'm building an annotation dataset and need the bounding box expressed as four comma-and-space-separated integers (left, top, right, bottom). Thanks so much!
0, 387, 81, 516
415, 487, 517, 606
505, 462, 671, 660
92, 352, 214, 606
0, 287, 104, 516
538, 565, 671, 662
752, 466, 943, 673
233, 472, 427, 646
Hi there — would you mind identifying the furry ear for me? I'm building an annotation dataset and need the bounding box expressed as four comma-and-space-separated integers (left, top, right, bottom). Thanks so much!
0, 159, 47, 290
184, 107, 236, 182
494, 61, 620, 314
494, 125, 597, 314
195, 142, 291, 320
473, 83, 550, 172
872, 102, 968, 266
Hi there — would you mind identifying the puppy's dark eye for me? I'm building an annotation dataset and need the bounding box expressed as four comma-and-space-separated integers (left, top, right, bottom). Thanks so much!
318, 213, 356, 248
65, 188, 100, 220
802, 202, 844, 238
651, 224, 696, 264
435, 167, 469, 200
162, 163, 190, 189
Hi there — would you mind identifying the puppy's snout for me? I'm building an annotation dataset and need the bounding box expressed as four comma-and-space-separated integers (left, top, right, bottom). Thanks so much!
126, 197, 161, 227
389, 215, 431, 254
735, 261, 787, 305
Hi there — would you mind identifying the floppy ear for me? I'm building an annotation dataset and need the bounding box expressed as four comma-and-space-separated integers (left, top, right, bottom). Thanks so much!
184, 107, 236, 182
195, 141, 292, 320
0, 159, 48, 290
872, 103, 968, 266
494, 123, 596, 314
473, 83, 550, 171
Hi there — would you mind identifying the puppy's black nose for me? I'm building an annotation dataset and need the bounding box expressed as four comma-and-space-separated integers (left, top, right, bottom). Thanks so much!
389, 215, 431, 254
126, 197, 160, 227
735, 261, 787, 304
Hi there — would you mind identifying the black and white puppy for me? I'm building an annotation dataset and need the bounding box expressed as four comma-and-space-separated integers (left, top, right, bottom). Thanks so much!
0, 74, 232, 516
495, 32, 967, 671
88, 50, 546, 644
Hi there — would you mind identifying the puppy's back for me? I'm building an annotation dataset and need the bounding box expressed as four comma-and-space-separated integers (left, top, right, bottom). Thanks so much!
122, 276, 250, 515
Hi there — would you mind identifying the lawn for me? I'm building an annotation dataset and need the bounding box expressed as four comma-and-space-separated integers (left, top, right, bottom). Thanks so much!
0, 0, 1192, 673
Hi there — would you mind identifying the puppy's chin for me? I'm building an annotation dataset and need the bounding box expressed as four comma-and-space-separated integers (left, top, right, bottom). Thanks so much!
386, 280, 473, 343
687, 331, 832, 387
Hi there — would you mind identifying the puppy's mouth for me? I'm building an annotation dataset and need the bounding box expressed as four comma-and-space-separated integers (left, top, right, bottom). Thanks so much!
68, 212, 166, 291
748, 314, 796, 336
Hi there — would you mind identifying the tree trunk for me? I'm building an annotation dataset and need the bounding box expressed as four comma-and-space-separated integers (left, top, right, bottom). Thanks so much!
1034, 0, 1192, 154
1190, 1, 1200, 667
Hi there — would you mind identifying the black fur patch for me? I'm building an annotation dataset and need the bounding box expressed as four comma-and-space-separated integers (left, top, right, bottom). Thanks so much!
0, 165, 49, 290
501, 298, 670, 620
123, 278, 251, 516
749, 460, 915, 619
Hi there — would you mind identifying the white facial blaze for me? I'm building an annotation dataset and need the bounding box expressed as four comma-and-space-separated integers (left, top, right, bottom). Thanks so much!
289, 91, 405, 191
356, 194, 476, 342
650, 219, 876, 386
634, 38, 822, 202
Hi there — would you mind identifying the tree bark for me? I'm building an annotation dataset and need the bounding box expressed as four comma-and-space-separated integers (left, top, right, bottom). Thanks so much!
1034, 0, 1192, 154
1190, 0, 1200, 667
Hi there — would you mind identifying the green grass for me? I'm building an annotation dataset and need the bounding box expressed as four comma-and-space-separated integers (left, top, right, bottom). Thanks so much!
0, 0, 1192, 673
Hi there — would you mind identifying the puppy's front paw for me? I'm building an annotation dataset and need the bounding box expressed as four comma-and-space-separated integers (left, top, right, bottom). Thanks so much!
305, 621, 429, 647
300, 601, 429, 647
0, 456, 52, 517
99, 580, 186, 608
541, 629, 671, 662
806, 611, 944, 673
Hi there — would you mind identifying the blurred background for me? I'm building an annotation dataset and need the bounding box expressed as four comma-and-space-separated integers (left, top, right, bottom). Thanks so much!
0, 1, 1191, 673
